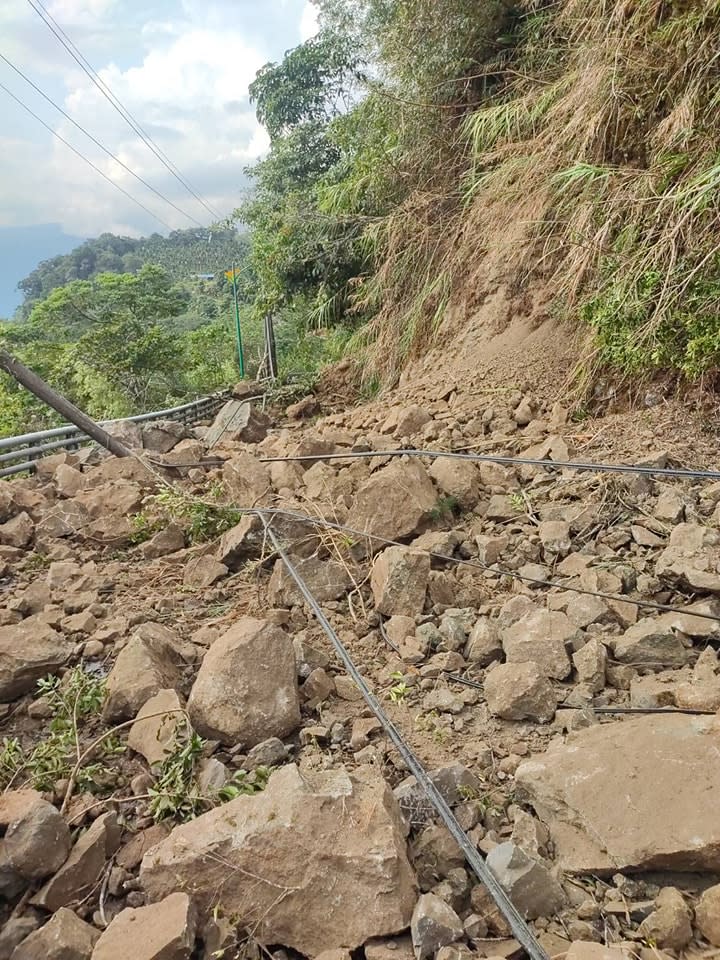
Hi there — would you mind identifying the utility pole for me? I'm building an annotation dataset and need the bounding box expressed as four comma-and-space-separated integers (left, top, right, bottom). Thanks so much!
232, 262, 245, 378
0, 349, 131, 458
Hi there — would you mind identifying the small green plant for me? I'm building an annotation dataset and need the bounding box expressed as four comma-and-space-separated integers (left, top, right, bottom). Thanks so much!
508, 492, 526, 511
23, 552, 52, 573
149, 723, 272, 823
389, 672, 409, 705
0, 668, 117, 792
129, 512, 162, 545
151, 490, 243, 543
430, 495, 461, 522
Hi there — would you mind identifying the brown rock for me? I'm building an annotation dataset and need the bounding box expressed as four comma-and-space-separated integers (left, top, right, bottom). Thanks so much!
610, 618, 689, 668
0, 916, 41, 958
484, 662, 557, 722
55, 464, 86, 499
515, 713, 720, 873
35, 812, 122, 911
656, 523, 720, 593
92, 892, 196, 960
141, 420, 188, 453
12, 908, 99, 960
116, 823, 172, 871
268, 556, 351, 606
217, 515, 262, 568
428, 458, 479, 510
141, 764, 417, 955
0, 511, 34, 548
140, 525, 185, 559
0, 620, 69, 701
638, 887, 692, 950
565, 945, 631, 960
486, 842, 566, 920
205, 400, 269, 446
103, 631, 183, 723
128, 689, 184, 767
572, 639, 607, 693
286, 395, 319, 420
411, 893, 464, 960
696, 883, 720, 945
1, 790, 70, 879
222, 452, 271, 505
187, 617, 300, 747
381, 405, 432, 437
371, 547, 430, 617
501, 609, 575, 680
182, 556, 228, 589
347, 459, 437, 542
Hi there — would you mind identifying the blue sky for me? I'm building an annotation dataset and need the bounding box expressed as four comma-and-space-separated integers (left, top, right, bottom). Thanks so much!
0, 0, 319, 237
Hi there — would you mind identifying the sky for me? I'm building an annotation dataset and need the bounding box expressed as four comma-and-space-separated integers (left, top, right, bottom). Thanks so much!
0, 0, 320, 239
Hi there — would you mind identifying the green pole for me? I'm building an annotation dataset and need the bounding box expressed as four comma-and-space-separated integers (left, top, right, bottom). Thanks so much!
232, 261, 245, 378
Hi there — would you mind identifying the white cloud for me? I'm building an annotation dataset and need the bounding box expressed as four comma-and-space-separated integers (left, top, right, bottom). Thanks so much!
300, 2, 319, 41
46, 0, 118, 25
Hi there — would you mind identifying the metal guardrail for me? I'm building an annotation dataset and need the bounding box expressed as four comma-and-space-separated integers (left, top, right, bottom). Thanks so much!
0, 391, 230, 479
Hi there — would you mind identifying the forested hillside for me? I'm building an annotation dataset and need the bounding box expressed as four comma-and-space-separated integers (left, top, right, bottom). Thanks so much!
240, 0, 720, 387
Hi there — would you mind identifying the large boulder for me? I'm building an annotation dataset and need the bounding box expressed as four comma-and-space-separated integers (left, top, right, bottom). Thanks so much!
140, 764, 417, 956
141, 420, 189, 454
484, 662, 557, 722
486, 842, 566, 920
515, 713, 720, 873
268, 556, 352, 606
0, 790, 70, 880
11, 907, 99, 960
428, 458, 479, 510
0, 620, 70, 701
0, 511, 34, 548
347, 459, 437, 542
187, 617, 300, 747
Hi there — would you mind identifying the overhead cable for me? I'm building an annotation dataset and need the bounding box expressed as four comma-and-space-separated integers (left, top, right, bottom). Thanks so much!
0, 79, 173, 232
26, 0, 222, 221
0, 52, 206, 229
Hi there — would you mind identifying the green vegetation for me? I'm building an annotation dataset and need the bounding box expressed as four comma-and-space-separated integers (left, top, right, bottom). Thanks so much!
130, 486, 243, 546
238, 0, 720, 388
0, 668, 122, 792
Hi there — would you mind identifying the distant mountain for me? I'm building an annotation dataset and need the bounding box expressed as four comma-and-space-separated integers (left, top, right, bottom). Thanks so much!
0, 224, 85, 318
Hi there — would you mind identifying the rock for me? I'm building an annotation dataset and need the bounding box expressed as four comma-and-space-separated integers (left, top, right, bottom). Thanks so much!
486, 842, 566, 920
410, 893, 464, 960
12, 908, 100, 960
654, 491, 685, 523
183, 556, 228, 589
350, 717, 383, 751
55, 464, 86, 498
268, 555, 351, 606
0, 916, 41, 959
475, 534, 509, 565
485, 495, 521, 522
286, 395, 319, 420
656, 523, 720, 593
565, 945, 631, 960
140, 525, 185, 559
372, 547, 430, 617
245, 737, 288, 769
92, 892, 196, 960
610, 618, 688, 668
128, 689, 184, 767
501, 610, 575, 680
1, 790, 70, 879
140, 764, 417, 955
104, 630, 183, 723
232, 380, 263, 400
423, 687, 465, 714
217, 515, 262, 568
116, 823, 172, 872
142, 420, 189, 453
302, 666, 335, 707
222, 452, 271, 505
205, 400, 269, 447
187, 617, 300, 747
381, 405, 432, 438
515, 713, 720, 873
511, 811, 549, 860
0, 511, 34, 548
539, 521, 571, 560
572, 639, 607, 693
484, 663, 557, 722
465, 618, 503, 666
35, 812, 122, 911
365, 937, 415, 960
638, 887, 692, 950
696, 883, 720, 945
428, 458, 479, 510
0, 620, 69, 701
270, 459, 305, 492
347, 459, 437, 542
514, 399, 534, 427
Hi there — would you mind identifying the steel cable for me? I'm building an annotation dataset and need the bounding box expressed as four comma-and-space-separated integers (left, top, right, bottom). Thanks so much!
262, 517, 550, 960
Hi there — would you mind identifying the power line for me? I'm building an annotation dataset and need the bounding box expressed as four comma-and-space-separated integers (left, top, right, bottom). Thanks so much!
25, 0, 223, 222
0, 79, 174, 232
0, 52, 206, 229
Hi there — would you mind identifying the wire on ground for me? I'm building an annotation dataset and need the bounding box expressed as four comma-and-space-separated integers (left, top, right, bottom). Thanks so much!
245, 506, 720, 625
257, 447, 720, 482
261, 516, 550, 960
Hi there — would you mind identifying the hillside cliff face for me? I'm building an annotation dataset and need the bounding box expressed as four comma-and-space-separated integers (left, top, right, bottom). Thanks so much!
242, 0, 720, 393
